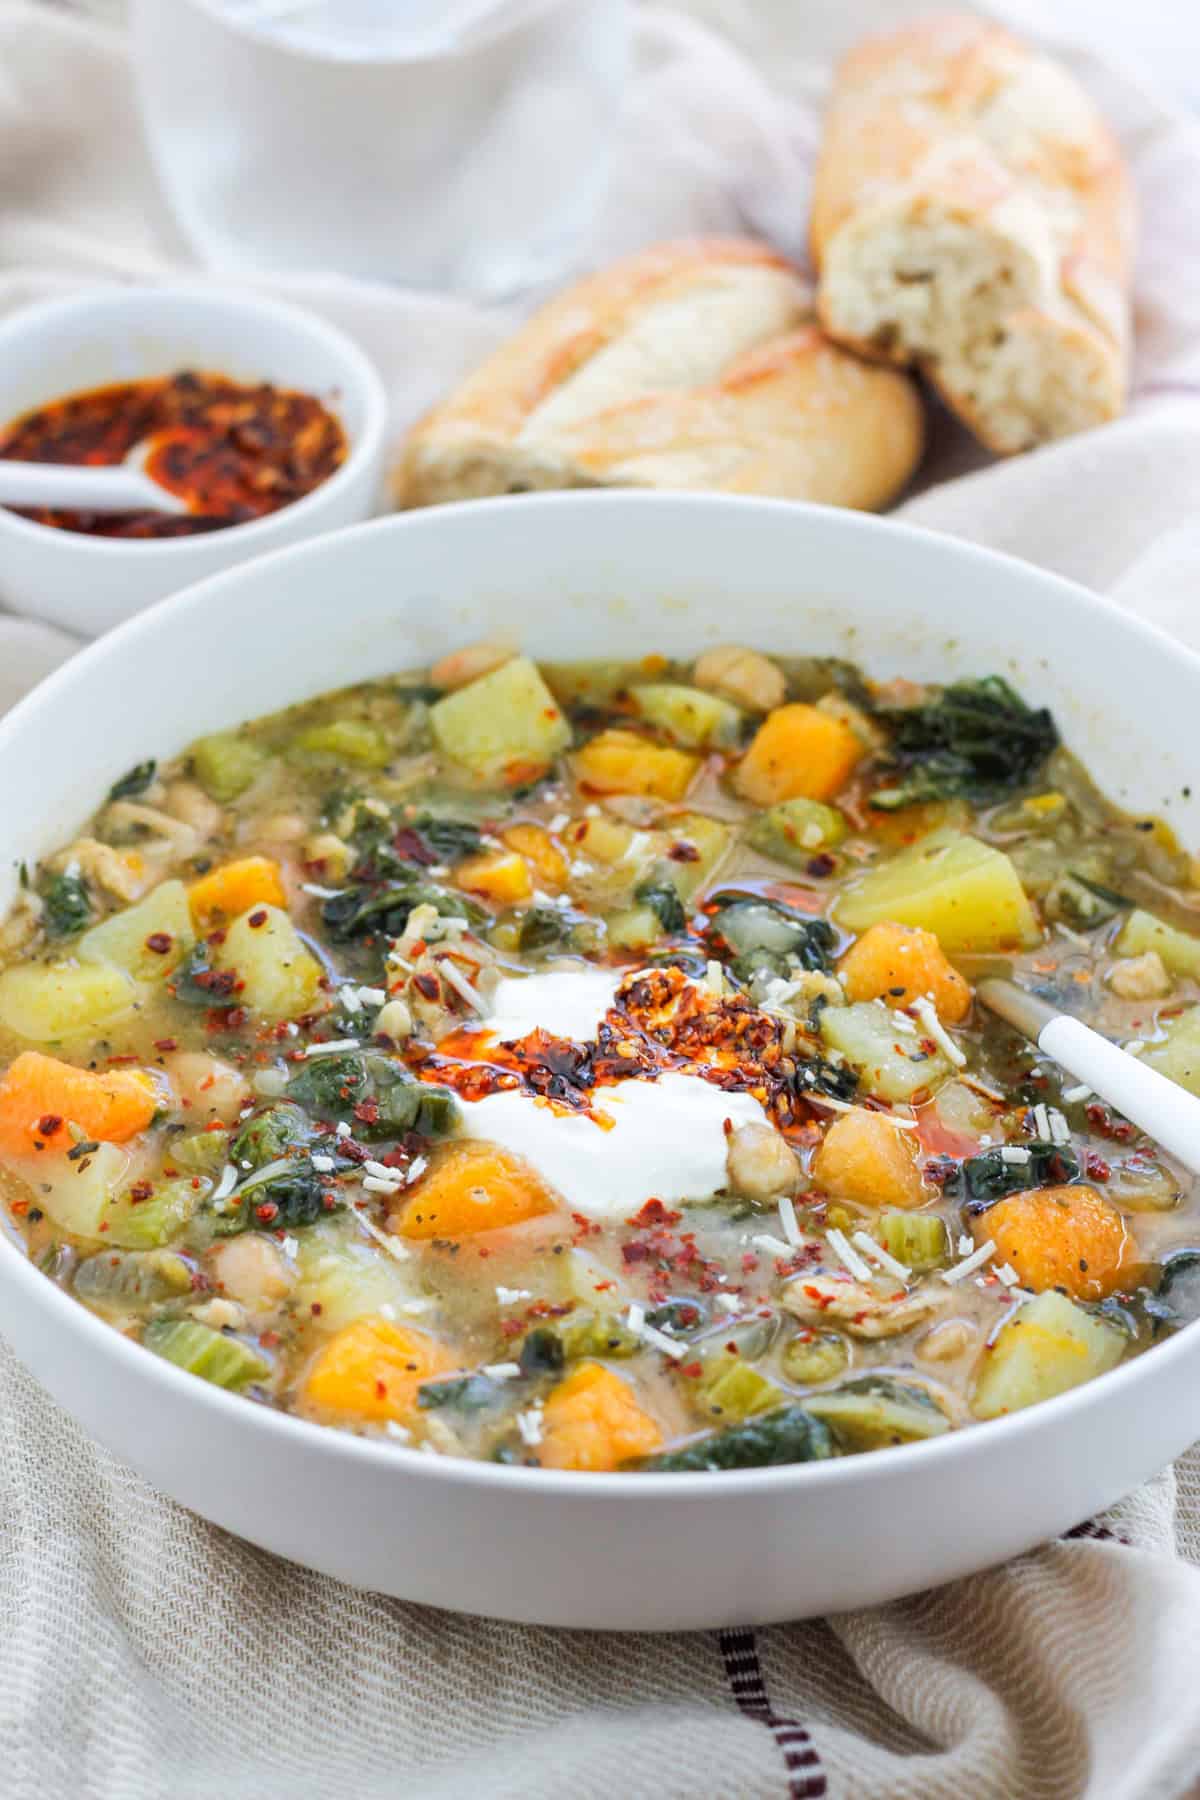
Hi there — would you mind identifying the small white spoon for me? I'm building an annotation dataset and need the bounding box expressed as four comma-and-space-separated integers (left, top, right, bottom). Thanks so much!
0, 444, 188, 517
978, 976, 1200, 1175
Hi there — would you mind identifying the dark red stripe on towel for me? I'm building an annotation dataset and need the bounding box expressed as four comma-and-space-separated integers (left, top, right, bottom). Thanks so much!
718, 1628, 826, 1798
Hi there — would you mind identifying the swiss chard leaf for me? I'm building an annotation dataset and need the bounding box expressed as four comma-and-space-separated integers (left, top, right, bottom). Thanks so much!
959, 1141, 1081, 1209
634, 879, 687, 935
285, 1049, 458, 1140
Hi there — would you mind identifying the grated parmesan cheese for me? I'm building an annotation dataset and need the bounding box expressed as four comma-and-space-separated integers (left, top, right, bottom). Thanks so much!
777, 1194, 801, 1248
825, 1227, 873, 1283
911, 996, 966, 1068
495, 1286, 532, 1305
851, 1230, 910, 1283
751, 1233, 794, 1260
1062, 1083, 1092, 1104
310, 1153, 335, 1174
1000, 1146, 1031, 1165
942, 1239, 996, 1284
482, 1362, 522, 1381
300, 1037, 361, 1059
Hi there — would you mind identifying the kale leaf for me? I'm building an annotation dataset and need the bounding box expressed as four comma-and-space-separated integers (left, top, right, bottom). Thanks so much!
213, 1162, 326, 1234
40, 872, 92, 938
285, 1049, 458, 1140
107, 760, 157, 802
959, 1141, 1081, 1209
634, 1405, 836, 1472
633, 879, 687, 935
321, 878, 481, 943
871, 676, 1059, 811
418, 1374, 508, 1412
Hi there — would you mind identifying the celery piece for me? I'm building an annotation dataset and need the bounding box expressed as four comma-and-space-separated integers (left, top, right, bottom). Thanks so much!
747, 798, 847, 868
780, 1331, 848, 1386
105, 1176, 205, 1250
628, 683, 744, 749
877, 1210, 949, 1272
190, 732, 269, 803
806, 1375, 950, 1449
169, 1130, 230, 1177
289, 719, 392, 768
143, 1317, 271, 1389
74, 1248, 193, 1311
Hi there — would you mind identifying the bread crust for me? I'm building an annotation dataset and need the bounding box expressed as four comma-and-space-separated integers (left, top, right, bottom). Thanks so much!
811, 14, 1134, 452
397, 238, 924, 512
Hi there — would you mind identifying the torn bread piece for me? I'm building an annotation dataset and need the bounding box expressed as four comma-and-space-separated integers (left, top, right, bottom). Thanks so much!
811, 14, 1134, 453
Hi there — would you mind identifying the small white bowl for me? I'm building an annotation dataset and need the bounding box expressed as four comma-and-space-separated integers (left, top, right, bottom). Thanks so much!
0, 284, 388, 635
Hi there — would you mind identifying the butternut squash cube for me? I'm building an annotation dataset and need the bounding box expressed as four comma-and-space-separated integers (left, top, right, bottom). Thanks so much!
302, 1316, 457, 1423
735, 703, 862, 805
189, 857, 286, 928
501, 823, 568, 892
538, 1363, 663, 1471
394, 1141, 560, 1239
838, 921, 971, 1022
977, 1185, 1141, 1302
454, 850, 533, 907
572, 729, 699, 802
811, 1110, 931, 1210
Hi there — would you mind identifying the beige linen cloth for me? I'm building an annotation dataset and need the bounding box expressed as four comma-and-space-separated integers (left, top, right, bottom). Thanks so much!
4, 2, 1200, 1795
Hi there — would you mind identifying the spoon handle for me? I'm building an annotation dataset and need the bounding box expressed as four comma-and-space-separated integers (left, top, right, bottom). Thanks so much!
0, 460, 186, 515
1038, 1013, 1200, 1175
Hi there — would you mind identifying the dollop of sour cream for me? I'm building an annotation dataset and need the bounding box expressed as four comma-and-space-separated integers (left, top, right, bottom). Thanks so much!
446, 968, 768, 1221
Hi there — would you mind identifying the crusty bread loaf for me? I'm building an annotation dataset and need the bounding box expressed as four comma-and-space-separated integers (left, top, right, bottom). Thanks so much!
811, 14, 1134, 453
396, 239, 924, 512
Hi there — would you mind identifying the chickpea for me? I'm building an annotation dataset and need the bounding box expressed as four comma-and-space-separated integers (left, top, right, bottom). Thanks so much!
374, 998, 413, 1042
163, 780, 224, 840
916, 1319, 976, 1363
693, 645, 785, 713
210, 1236, 293, 1309
430, 641, 514, 691
257, 812, 308, 846
303, 831, 353, 879
725, 1121, 801, 1200
189, 1297, 247, 1331
1108, 952, 1171, 1000
164, 1051, 250, 1126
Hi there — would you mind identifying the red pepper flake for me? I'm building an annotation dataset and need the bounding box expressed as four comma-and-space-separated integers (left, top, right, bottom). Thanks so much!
413, 972, 440, 1001
741, 1251, 758, 1272
1084, 1151, 1112, 1182
153, 1038, 178, 1053
37, 1113, 63, 1136
128, 1179, 154, 1204
255, 1202, 279, 1223
375, 1379, 388, 1399
621, 1242, 653, 1265
627, 1198, 682, 1228
247, 909, 268, 929
311, 1302, 323, 1316
353, 1098, 381, 1128
666, 841, 701, 863
500, 1318, 524, 1339
9, 1199, 29, 1217
261, 1330, 280, 1349
681, 1360, 703, 1378
144, 931, 173, 955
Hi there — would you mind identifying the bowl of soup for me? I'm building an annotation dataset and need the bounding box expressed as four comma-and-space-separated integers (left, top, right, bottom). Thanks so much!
0, 492, 1197, 1629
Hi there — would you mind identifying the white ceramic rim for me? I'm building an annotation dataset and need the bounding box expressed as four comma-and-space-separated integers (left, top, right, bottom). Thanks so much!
0, 283, 389, 557
1, 489, 1196, 1505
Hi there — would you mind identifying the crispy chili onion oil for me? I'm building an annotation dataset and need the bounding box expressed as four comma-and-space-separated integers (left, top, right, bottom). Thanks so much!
0, 370, 347, 539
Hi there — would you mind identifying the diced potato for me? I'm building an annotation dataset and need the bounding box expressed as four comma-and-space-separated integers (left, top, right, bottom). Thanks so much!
867, 798, 971, 850
288, 719, 392, 767
1141, 1006, 1200, 1096
820, 1001, 951, 1102
605, 905, 664, 951
454, 850, 533, 907
213, 905, 322, 1022
628, 683, 744, 749
430, 655, 570, 785
189, 857, 286, 928
811, 1109, 930, 1209
538, 1363, 663, 1471
572, 729, 699, 801
394, 1141, 560, 1239
979, 1184, 1142, 1302
838, 921, 971, 1022
77, 880, 195, 982
501, 823, 567, 891
971, 1290, 1126, 1420
15, 1141, 131, 1239
835, 831, 1039, 953
292, 1219, 418, 1331
735, 703, 862, 806
0, 960, 137, 1044
0, 1052, 156, 1157
302, 1315, 457, 1423
190, 731, 269, 802
747, 797, 846, 867
660, 813, 730, 901
1114, 908, 1200, 979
